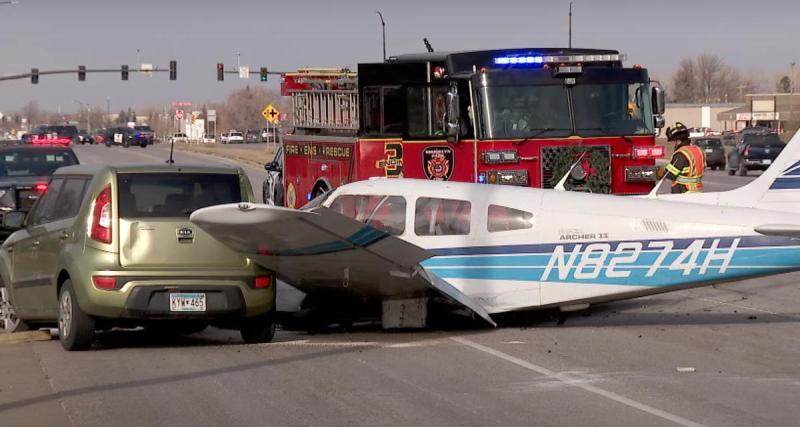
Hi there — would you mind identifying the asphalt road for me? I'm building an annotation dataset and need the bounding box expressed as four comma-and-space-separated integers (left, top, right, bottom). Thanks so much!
2, 145, 798, 427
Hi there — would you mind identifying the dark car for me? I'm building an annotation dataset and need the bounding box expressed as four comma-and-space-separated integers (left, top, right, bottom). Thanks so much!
245, 129, 261, 144
103, 127, 145, 148
692, 137, 725, 170
727, 132, 785, 176
77, 130, 94, 144
133, 125, 155, 145
0, 146, 79, 240
28, 125, 79, 146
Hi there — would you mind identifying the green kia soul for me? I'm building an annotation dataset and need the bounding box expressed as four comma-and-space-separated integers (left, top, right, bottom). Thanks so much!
0, 164, 276, 351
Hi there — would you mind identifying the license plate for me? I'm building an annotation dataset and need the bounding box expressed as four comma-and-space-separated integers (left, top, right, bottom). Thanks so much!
169, 293, 206, 312
705, 148, 713, 153
763, 159, 772, 165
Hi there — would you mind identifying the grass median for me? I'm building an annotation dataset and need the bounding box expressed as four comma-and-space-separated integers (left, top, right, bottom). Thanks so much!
172, 143, 278, 167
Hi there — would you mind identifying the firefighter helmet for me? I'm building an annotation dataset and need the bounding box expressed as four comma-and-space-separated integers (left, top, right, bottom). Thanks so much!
666, 122, 690, 142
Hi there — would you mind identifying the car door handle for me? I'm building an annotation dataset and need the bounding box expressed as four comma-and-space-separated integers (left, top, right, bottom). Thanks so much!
32, 241, 40, 247
59, 232, 69, 240
6, 247, 12, 253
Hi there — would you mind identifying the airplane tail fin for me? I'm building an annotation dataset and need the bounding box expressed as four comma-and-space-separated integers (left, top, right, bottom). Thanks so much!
717, 130, 800, 212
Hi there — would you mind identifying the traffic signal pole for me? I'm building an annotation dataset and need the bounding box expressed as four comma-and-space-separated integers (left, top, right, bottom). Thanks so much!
0, 63, 178, 82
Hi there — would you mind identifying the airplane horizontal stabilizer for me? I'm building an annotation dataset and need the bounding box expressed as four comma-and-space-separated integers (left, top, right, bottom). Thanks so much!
754, 224, 800, 238
190, 203, 495, 326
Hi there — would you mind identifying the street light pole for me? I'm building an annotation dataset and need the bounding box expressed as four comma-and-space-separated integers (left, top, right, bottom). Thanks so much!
376, 11, 386, 62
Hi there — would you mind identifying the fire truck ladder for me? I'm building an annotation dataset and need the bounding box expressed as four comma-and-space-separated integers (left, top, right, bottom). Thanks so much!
288, 69, 359, 130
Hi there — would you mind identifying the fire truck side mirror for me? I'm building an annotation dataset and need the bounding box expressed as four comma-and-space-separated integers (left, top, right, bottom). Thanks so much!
446, 83, 461, 142
264, 160, 281, 172
652, 86, 666, 115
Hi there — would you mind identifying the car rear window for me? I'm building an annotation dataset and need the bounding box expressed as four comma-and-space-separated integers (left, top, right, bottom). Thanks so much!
744, 134, 782, 145
117, 173, 242, 218
696, 139, 721, 148
0, 149, 79, 177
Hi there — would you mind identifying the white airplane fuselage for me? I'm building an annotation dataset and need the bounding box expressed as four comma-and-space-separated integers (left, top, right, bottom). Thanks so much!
322, 179, 800, 314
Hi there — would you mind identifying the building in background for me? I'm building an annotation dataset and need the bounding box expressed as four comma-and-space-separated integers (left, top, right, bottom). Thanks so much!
716, 93, 800, 134
664, 103, 744, 132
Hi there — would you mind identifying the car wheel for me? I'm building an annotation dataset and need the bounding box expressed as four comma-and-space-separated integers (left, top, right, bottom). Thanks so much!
58, 280, 95, 351
262, 181, 270, 204
1, 288, 29, 333
105, 141, 112, 147
140, 142, 147, 148
123, 141, 130, 148
240, 310, 276, 344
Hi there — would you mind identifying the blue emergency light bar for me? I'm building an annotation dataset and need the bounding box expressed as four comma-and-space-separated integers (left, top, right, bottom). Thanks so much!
493, 53, 626, 66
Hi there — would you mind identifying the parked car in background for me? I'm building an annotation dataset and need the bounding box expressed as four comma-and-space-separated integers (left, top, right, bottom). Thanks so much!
219, 132, 229, 144
726, 131, 785, 176
202, 134, 216, 144
0, 164, 276, 349
0, 146, 79, 240
245, 129, 261, 144
133, 125, 155, 145
168, 133, 189, 144
260, 127, 279, 143
227, 131, 244, 144
689, 127, 712, 139
77, 130, 94, 144
692, 137, 725, 170
29, 125, 79, 146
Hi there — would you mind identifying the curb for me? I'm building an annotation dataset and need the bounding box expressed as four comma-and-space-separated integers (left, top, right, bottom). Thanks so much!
0, 330, 54, 345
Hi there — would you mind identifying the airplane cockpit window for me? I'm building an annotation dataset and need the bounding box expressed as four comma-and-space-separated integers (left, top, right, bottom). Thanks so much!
487, 205, 534, 232
328, 194, 406, 235
414, 197, 471, 236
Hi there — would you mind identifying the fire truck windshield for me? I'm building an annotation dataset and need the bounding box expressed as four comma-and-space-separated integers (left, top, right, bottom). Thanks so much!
476, 73, 654, 140
572, 82, 654, 137
479, 85, 573, 139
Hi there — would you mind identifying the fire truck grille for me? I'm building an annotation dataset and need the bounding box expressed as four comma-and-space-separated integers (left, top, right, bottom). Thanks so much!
541, 145, 612, 193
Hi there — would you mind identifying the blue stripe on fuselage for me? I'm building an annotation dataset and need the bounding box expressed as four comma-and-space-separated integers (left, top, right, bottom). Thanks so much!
421, 236, 800, 288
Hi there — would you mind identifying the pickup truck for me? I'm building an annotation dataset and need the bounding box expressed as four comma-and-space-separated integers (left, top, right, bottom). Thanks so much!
726, 132, 785, 176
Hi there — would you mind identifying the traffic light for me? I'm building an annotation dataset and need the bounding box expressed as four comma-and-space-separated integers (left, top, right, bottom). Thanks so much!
217, 63, 224, 81
121, 64, 129, 80
78, 65, 86, 81
31, 68, 38, 84
169, 60, 177, 80
260, 67, 268, 82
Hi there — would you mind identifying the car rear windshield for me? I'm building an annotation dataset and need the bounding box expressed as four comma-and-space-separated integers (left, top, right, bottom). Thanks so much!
0, 149, 79, 177
695, 139, 721, 148
117, 173, 242, 218
134, 126, 152, 131
744, 134, 782, 145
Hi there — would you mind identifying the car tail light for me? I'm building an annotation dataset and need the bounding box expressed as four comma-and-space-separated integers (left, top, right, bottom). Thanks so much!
34, 183, 48, 192
92, 276, 117, 290
744, 146, 750, 157
632, 146, 665, 159
90, 186, 112, 244
254, 276, 272, 289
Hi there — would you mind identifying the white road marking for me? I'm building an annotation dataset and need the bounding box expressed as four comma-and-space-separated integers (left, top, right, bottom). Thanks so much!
269, 339, 439, 348
452, 336, 705, 427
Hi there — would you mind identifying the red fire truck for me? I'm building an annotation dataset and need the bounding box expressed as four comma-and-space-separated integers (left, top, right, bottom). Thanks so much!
265, 48, 666, 208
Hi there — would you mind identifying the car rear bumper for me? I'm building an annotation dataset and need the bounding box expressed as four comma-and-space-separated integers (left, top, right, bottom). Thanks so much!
121, 285, 246, 320
77, 273, 275, 320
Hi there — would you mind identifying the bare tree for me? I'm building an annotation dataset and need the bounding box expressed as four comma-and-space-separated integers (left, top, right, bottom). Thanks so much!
670, 58, 697, 103
217, 86, 286, 132
19, 101, 43, 127
777, 76, 792, 93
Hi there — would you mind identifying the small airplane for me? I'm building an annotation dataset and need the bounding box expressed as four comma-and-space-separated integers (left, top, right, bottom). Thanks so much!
191, 131, 800, 328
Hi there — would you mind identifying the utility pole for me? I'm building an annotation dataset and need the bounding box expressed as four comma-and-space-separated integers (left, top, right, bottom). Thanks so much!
791, 62, 796, 134
568, 2, 573, 49
376, 11, 386, 62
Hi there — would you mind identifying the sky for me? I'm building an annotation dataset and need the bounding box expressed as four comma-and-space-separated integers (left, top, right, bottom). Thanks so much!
0, 0, 797, 114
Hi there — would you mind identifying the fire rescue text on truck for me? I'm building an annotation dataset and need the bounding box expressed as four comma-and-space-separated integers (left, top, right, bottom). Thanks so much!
265, 48, 666, 207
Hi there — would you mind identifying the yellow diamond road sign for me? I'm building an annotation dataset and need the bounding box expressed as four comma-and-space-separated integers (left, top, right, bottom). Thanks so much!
262, 104, 280, 123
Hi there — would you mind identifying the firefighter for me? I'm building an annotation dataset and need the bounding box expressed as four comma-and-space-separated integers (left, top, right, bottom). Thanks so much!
659, 122, 705, 193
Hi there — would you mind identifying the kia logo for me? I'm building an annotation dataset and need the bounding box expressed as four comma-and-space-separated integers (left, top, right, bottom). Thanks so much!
176, 227, 194, 239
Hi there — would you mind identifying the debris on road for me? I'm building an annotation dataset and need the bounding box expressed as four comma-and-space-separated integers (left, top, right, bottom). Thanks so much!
676, 367, 697, 373
0, 330, 54, 345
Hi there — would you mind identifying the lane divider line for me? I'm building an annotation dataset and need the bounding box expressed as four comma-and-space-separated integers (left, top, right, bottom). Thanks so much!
451, 336, 705, 427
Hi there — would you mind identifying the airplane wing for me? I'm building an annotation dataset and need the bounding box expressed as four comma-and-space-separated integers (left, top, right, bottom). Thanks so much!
190, 203, 495, 326
754, 224, 800, 238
